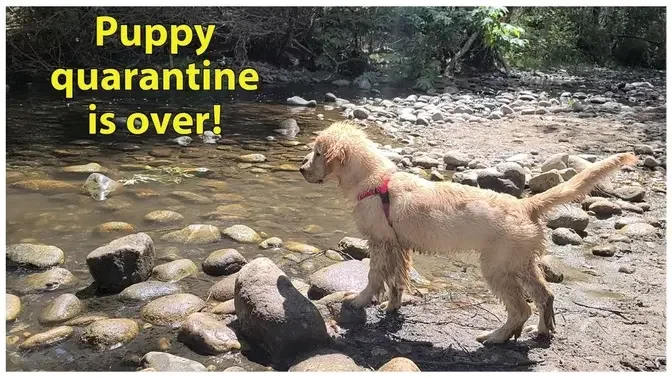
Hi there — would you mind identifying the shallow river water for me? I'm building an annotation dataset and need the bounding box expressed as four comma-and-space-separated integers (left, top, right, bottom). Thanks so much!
5, 85, 476, 371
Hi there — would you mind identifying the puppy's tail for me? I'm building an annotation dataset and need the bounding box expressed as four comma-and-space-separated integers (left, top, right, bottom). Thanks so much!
523, 152, 638, 219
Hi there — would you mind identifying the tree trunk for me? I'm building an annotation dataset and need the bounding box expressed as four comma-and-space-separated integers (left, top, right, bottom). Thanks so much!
445, 30, 480, 76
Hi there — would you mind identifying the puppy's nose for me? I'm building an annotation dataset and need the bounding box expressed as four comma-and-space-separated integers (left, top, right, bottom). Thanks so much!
299, 167, 306, 174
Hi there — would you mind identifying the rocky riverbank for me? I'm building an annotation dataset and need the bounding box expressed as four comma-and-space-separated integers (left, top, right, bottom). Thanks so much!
5, 67, 666, 372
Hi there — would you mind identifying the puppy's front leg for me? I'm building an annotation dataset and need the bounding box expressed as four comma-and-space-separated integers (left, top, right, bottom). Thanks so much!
344, 261, 385, 308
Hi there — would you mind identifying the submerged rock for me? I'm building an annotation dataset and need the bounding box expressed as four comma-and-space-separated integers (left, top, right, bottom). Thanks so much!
234, 258, 329, 363
62, 163, 108, 174
161, 224, 221, 244
14, 268, 77, 294
19, 326, 74, 350
80, 318, 139, 350
6, 243, 64, 269
11, 179, 78, 194
92, 221, 136, 236
119, 281, 181, 302
143, 210, 184, 225
86, 233, 155, 293
284, 241, 321, 254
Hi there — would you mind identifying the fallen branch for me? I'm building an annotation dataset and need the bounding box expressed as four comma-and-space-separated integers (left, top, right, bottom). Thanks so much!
572, 300, 631, 320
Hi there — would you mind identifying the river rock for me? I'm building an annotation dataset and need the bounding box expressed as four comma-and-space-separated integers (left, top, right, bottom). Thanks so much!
337, 237, 369, 260
119, 281, 181, 302
144, 210, 184, 225
141, 352, 207, 372
6, 243, 64, 269
378, 357, 421, 372
619, 223, 657, 238
14, 268, 77, 294
19, 326, 74, 351
289, 349, 366, 372
284, 241, 321, 254
86, 233, 155, 292
208, 272, 239, 301
541, 153, 569, 172
222, 225, 261, 244
529, 170, 563, 192
234, 258, 329, 363
202, 249, 247, 276
62, 163, 108, 174
259, 237, 283, 249
237, 153, 267, 163
552, 228, 583, 246
287, 96, 317, 107
7, 294, 21, 321
80, 318, 139, 350
592, 245, 616, 257
141, 293, 205, 328
613, 185, 646, 202
589, 200, 622, 217
547, 207, 589, 232
412, 155, 440, 168
161, 224, 221, 244
177, 313, 241, 355
39, 294, 82, 325
152, 259, 198, 282
63, 315, 109, 326
308, 260, 369, 299
93, 221, 136, 235
353, 108, 370, 119
11, 179, 78, 194
169, 191, 213, 204
443, 151, 470, 168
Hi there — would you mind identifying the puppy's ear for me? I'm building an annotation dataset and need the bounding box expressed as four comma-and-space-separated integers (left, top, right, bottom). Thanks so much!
324, 138, 347, 165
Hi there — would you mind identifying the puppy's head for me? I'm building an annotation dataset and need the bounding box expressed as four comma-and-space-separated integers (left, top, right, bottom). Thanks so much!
300, 121, 366, 184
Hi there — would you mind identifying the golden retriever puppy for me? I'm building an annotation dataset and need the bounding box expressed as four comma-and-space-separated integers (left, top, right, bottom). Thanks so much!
300, 121, 637, 344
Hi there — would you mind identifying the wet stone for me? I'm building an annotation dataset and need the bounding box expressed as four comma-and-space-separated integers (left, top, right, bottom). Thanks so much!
143, 210, 184, 225
161, 224, 221, 244
6, 294, 21, 321
141, 352, 207, 372
177, 313, 241, 355
140, 293, 205, 328
86, 233, 155, 293
6, 243, 64, 269
19, 326, 74, 351
222, 224, 262, 244
80, 318, 140, 350
202, 249, 247, 276
39, 293, 83, 325
208, 272, 239, 301
14, 268, 77, 294
152, 259, 198, 282
119, 281, 182, 302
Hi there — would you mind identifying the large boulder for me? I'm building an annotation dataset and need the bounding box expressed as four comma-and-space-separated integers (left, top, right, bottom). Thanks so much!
234, 258, 329, 364
86, 233, 155, 293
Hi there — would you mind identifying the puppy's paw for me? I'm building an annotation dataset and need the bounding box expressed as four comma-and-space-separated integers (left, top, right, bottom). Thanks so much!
378, 301, 401, 313
343, 292, 369, 309
524, 325, 552, 339
476, 328, 514, 345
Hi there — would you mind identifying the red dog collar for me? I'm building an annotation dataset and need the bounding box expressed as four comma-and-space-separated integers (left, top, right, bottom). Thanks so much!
357, 178, 391, 223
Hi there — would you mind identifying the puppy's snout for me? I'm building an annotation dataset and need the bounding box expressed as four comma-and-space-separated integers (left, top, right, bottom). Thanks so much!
299, 166, 306, 174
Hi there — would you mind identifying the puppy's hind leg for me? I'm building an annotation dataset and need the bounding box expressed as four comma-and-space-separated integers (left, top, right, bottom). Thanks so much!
476, 251, 532, 345
380, 247, 412, 313
521, 260, 556, 338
